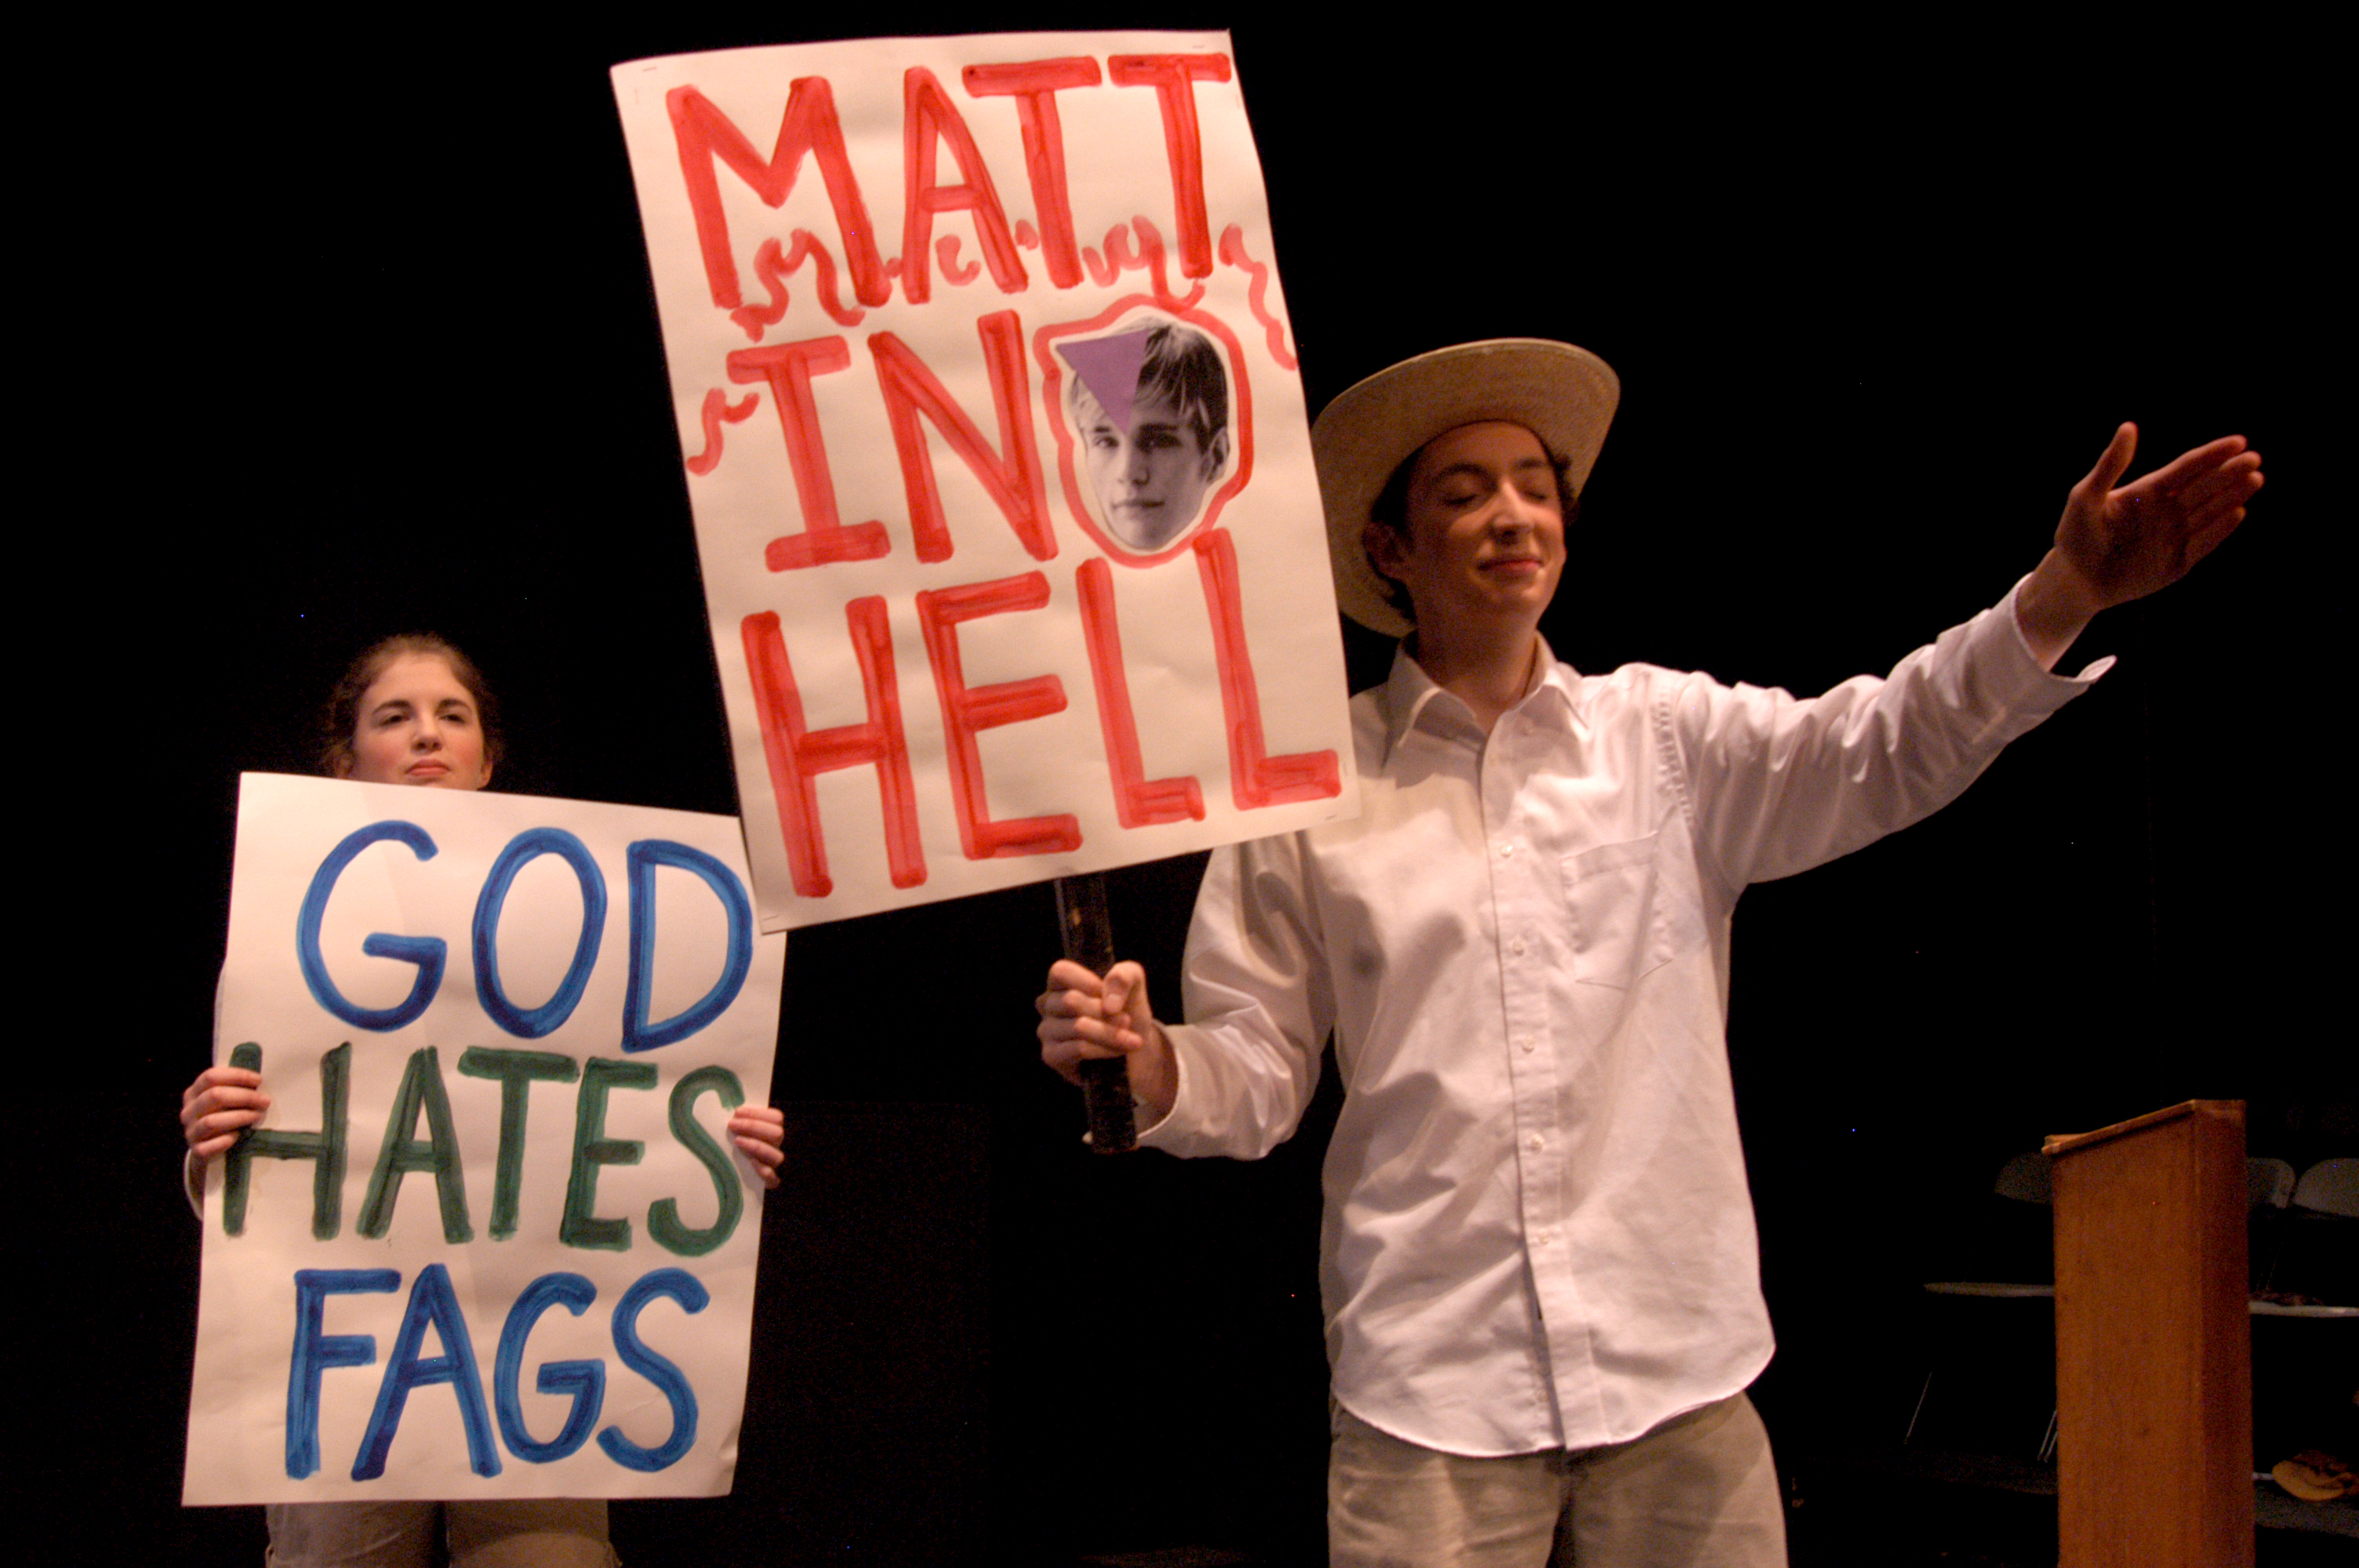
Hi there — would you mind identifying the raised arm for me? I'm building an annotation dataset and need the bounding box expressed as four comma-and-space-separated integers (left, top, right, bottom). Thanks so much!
1036, 958, 1178, 1124
2016, 423, 2263, 669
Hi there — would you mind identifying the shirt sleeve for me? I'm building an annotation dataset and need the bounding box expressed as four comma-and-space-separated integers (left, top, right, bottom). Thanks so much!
1672, 580, 2109, 890
1141, 830, 1333, 1160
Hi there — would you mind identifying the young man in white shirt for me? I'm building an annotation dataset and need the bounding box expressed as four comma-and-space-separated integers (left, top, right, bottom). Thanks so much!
1038, 339, 2261, 1567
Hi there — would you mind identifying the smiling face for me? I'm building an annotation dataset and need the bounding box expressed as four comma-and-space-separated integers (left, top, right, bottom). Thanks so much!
338, 652, 494, 789
1366, 422, 1567, 637
1077, 384, 1227, 554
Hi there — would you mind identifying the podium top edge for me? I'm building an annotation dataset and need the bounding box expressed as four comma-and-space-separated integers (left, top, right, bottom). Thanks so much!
2042, 1099, 2245, 1160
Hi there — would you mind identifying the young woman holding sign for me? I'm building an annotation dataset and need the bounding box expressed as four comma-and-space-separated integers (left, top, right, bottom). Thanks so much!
180, 634, 787, 1568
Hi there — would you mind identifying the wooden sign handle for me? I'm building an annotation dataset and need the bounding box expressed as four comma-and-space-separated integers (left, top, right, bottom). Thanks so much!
1055, 873, 1136, 1154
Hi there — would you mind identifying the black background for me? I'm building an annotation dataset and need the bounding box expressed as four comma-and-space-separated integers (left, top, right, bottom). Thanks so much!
44, 11, 2343, 1563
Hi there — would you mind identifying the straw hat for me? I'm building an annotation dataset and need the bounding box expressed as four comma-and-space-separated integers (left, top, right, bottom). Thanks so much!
1311, 339, 1620, 636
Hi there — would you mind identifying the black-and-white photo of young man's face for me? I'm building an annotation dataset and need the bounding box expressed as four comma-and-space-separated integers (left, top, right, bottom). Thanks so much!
1059, 319, 1233, 556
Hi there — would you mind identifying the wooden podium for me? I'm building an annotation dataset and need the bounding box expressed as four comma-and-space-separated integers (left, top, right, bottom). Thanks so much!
2045, 1101, 2253, 1567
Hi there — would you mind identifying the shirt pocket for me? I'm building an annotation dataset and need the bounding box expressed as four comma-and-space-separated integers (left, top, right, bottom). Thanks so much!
1561, 831, 1704, 989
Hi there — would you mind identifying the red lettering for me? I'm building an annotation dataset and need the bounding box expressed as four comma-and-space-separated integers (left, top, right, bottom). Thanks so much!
1080, 217, 1198, 310
1192, 532, 1340, 809
935, 235, 982, 286
1077, 558, 1204, 827
1216, 224, 1299, 371
732, 232, 869, 342
868, 311, 1055, 566
915, 574, 1081, 860
901, 68, 1027, 303
685, 389, 759, 477
1107, 55, 1232, 280
960, 58, 1102, 291
740, 604, 926, 897
727, 337, 891, 571
666, 81, 889, 312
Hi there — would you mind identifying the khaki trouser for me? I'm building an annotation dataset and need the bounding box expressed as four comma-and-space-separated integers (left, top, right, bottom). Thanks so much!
1329, 1393, 1787, 1568
264, 1499, 615, 1568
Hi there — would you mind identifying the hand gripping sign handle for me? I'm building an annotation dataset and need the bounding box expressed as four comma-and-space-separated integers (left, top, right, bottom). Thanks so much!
1055, 873, 1136, 1154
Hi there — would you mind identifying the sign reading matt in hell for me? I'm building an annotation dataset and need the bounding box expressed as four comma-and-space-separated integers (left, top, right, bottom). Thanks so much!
185, 776, 787, 1503
612, 31, 1358, 931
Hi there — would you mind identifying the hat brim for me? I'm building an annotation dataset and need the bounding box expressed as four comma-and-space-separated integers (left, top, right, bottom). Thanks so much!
1311, 339, 1620, 637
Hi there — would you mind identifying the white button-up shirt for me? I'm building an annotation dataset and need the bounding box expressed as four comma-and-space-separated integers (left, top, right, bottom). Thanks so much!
1143, 586, 2103, 1455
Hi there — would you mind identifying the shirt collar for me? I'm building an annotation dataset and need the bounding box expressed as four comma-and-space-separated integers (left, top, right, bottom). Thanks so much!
1377, 636, 1586, 762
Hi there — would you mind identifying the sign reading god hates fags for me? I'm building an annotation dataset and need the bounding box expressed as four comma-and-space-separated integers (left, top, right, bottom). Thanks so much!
184, 776, 786, 1504
612, 32, 1358, 931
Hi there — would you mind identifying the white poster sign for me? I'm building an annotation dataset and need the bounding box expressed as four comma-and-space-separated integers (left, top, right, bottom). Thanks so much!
185, 776, 786, 1503
612, 31, 1357, 931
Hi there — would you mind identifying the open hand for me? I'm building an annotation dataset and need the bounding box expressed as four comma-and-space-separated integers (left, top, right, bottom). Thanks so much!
2017, 423, 2263, 665
2053, 423, 2263, 612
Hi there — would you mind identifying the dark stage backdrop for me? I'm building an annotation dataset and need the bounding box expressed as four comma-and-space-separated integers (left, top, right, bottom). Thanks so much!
49, 13, 2339, 1564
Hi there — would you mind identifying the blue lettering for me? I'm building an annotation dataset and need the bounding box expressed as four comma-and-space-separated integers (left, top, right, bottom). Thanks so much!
596, 1268, 707, 1472
621, 840, 754, 1052
296, 822, 445, 1031
351, 1262, 502, 1479
285, 1269, 398, 1479
494, 1273, 605, 1464
473, 829, 606, 1040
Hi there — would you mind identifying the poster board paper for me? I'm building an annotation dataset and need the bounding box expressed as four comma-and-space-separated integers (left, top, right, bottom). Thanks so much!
612, 31, 1358, 931
184, 775, 786, 1503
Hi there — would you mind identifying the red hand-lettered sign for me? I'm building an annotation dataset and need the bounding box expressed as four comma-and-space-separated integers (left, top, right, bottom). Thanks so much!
614, 33, 1355, 931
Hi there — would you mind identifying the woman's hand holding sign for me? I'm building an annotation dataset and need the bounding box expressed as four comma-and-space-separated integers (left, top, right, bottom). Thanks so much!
729, 1105, 787, 1189
1038, 960, 1178, 1127
186, 1070, 787, 1189
182, 1065, 271, 1163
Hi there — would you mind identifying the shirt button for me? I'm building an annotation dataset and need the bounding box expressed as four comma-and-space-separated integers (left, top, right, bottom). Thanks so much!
1532, 1229, 1554, 1247
1528, 1134, 1545, 1152
1518, 1036, 1536, 1053
1497, 843, 1515, 860
1510, 937, 1528, 956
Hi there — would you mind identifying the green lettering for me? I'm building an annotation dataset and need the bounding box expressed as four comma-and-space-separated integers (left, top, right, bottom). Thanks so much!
222, 1041, 349, 1240
456, 1047, 580, 1240
649, 1066, 746, 1258
358, 1047, 473, 1243
562, 1058, 657, 1251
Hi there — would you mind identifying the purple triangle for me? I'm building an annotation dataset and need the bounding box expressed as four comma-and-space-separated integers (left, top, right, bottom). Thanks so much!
1058, 330, 1154, 431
